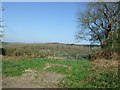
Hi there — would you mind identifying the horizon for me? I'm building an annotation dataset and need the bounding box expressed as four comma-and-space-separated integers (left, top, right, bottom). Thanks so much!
2, 41, 100, 46
2, 2, 92, 45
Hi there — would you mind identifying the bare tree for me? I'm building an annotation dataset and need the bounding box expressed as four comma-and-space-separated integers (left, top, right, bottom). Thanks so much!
0, 7, 5, 42
0, 19, 4, 38
76, 2, 119, 48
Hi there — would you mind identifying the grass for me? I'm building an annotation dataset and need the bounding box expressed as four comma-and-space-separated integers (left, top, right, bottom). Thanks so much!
86, 71, 119, 88
2, 58, 89, 76
2, 58, 119, 88
3, 58, 46, 76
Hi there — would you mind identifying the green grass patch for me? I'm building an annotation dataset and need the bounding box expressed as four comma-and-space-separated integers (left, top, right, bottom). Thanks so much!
2, 58, 46, 76
85, 69, 119, 88
2, 58, 119, 88
46, 66, 68, 74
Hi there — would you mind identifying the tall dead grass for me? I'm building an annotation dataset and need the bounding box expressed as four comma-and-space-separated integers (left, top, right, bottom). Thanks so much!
2, 43, 100, 59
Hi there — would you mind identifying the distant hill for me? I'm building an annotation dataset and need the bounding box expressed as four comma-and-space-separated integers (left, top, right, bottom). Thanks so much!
2, 42, 100, 47
2, 42, 100, 59
2, 42, 9, 45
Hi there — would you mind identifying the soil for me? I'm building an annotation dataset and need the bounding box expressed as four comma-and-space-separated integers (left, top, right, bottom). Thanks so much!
43, 63, 72, 70
2, 69, 65, 88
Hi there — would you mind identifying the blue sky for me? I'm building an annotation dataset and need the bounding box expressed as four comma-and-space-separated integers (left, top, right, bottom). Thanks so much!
2, 2, 88, 44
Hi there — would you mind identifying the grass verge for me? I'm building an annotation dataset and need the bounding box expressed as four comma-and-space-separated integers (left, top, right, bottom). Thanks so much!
2, 58, 119, 88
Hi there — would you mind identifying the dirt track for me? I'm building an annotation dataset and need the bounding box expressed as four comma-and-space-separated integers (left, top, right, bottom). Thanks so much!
2, 70, 65, 88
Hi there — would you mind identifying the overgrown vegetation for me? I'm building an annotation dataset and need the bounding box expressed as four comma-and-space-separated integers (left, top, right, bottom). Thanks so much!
2, 43, 99, 59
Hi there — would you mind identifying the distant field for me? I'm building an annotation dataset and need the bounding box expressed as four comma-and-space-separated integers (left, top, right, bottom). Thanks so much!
2, 42, 100, 59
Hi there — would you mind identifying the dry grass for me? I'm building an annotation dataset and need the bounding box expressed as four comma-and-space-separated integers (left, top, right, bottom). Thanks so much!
91, 59, 118, 69
90, 50, 119, 60
2, 43, 100, 59
0, 55, 3, 60
90, 50, 119, 73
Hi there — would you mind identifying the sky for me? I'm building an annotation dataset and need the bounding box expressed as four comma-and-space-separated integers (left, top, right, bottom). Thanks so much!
2, 2, 89, 44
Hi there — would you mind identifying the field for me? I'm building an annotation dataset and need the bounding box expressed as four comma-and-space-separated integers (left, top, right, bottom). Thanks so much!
2, 42, 99, 59
1, 43, 119, 88
2, 58, 118, 88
